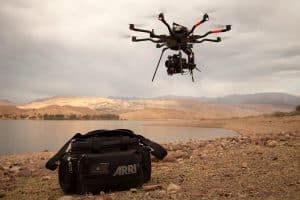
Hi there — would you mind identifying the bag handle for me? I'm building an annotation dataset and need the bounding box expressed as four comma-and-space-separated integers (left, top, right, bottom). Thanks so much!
46, 129, 167, 171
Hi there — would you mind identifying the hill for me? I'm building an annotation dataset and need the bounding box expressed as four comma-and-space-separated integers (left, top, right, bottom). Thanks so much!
208, 92, 300, 106
5, 92, 297, 120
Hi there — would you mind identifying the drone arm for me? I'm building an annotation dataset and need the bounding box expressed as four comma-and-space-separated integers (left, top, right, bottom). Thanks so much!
193, 37, 222, 43
129, 24, 152, 34
188, 13, 209, 36
192, 25, 231, 39
158, 13, 173, 35
132, 36, 164, 43
156, 43, 166, 48
129, 24, 166, 39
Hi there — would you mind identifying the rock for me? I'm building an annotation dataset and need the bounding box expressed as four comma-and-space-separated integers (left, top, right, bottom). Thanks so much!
18, 168, 31, 177
157, 190, 167, 196
142, 184, 163, 191
9, 166, 21, 174
167, 183, 181, 194
130, 188, 137, 193
241, 162, 248, 169
103, 196, 113, 200
266, 140, 278, 147
41, 176, 51, 181
200, 152, 208, 159
190, 150, 200, 159
57, 196, 73, 200
163, 153, 177, 162
0, 191, 5, 198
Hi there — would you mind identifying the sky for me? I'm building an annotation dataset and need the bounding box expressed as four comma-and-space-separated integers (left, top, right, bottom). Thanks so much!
0, 0, 300, 103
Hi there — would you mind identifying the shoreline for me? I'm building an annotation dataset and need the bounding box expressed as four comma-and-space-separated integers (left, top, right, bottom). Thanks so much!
0, 115, 299, 199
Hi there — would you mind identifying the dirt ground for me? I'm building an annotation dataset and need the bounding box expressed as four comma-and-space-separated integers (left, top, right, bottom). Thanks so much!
0, 115, 299, 200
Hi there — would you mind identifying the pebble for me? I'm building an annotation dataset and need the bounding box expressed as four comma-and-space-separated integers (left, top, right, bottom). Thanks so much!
142, 184, 163, 191
9, 166, 21, 174
130, 188, 137, 193
167, 183, 181, 194
0, 191, 5, 198
57, 196, 73, 200
266, 140, 278, 147
41, 176, 51, 181
241, 162, 248, 169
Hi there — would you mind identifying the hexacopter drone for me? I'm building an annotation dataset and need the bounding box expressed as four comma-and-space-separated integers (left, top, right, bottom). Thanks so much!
129, 13, 231, 82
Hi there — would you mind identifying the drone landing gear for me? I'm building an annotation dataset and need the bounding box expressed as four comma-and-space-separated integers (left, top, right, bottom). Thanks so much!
152, 47, 168, 82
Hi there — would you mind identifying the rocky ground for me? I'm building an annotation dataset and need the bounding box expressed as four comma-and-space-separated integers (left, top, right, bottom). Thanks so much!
0, 115, 299, 200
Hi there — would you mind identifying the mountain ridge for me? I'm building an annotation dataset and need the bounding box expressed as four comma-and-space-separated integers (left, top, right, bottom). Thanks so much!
1, 92, 298, 120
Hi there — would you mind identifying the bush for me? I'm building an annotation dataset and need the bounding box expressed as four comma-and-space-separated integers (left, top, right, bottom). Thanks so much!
296, 105, 300, 112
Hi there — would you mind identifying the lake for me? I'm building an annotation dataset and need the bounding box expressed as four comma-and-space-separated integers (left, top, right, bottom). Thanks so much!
0, 120, 238, 155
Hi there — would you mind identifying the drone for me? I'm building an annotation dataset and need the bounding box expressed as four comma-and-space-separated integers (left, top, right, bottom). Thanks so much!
129, 13, 231, 82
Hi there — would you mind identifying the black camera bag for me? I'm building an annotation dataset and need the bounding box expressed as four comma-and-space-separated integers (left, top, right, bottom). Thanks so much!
45, 129, 167, 194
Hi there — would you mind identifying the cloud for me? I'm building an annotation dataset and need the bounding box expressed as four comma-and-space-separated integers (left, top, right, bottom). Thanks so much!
0, 0, 299, 102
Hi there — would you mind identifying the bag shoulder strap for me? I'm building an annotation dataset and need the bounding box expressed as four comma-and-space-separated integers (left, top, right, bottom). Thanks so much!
45, 133, 82, 170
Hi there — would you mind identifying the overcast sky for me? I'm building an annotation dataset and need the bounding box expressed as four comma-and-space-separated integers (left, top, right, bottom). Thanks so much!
0, 0, 299, 103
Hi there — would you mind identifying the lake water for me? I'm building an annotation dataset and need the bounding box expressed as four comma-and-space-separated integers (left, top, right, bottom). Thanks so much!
0, 120, 238, 155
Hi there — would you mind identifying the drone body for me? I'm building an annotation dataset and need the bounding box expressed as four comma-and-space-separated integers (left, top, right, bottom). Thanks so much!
129, 13, 231, 82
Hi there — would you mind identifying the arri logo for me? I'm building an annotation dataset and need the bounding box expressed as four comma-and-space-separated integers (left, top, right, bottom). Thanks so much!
113, 164, 137, 176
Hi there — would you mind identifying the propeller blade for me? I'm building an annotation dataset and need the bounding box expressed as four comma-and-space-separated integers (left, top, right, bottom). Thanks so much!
144, 9, 167, 20
195, 67, 201, 72
119, 33, 132, 39
133, 23, 147, 27
194, 8, 218, 21
220, 36, 231, 40
211, 24, 227, 29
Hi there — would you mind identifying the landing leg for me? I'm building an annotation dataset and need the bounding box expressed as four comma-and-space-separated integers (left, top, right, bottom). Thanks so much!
179, 51, 183, 74
152, 47, 168, 82
191, 70, 195, 82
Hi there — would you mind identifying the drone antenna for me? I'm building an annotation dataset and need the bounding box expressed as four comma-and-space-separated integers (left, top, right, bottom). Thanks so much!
152, 47, 168, 82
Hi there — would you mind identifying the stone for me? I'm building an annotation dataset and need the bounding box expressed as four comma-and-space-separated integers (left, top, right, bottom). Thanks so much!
266, 140, 278, 147
142, 184, 163, 191
0, 191, 5, 198
57, 196, 73, 200
157, 190, 167, 197
167, 183, 181, 194
163, 153, 177, 162
130, 188, 137, 193
241, 162, 248, 169
9, 166, 21, 174
18, 168, 31, 177
41, 175, 51, 181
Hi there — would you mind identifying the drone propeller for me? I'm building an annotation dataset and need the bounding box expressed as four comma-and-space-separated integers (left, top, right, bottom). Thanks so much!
211, 23, 229, 29
119, 33, 132, 39
195, 66, 201, 72
144, 9, 167, 19
219, 35, 231, 41
197, 8, 218, 20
